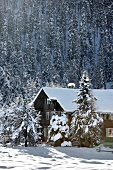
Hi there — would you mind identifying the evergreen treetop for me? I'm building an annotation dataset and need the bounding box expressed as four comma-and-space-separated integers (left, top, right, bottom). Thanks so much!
70, 70, 103, 147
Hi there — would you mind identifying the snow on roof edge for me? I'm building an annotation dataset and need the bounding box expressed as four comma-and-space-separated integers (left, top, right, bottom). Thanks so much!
42, 88, 69, 112
30, 87, 113, 113
28, 88, 43, 107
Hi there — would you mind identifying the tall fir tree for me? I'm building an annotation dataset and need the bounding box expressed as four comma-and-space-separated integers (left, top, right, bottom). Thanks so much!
11, 97, 41, 147
70, 70, 103, 147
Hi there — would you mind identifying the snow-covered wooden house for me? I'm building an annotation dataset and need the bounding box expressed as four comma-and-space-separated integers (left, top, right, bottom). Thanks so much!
32, 87, 113, 142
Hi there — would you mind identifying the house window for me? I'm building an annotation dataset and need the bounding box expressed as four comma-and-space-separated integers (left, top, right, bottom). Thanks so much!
44, 128, 47, 137
104, 114, 107, 120
50, 111, 53, 119
47, 99, 51, 104
108, 115, 111, 120
109, 115, 113, 120
46, 112, 50, 120
45, 98, 46, 104
106, 128, 113, 137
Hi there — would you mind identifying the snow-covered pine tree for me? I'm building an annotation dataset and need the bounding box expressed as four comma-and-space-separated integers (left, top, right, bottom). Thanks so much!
0, 103, 13, 145
70, 70, 103, 147
11, 97, 41, 147
47, 111, 71, 147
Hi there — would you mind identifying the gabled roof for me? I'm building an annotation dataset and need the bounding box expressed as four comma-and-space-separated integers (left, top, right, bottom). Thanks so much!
32, 87, 113, 113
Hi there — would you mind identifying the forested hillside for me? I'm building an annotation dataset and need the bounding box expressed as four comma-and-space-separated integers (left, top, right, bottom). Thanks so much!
0, 0, 113, 104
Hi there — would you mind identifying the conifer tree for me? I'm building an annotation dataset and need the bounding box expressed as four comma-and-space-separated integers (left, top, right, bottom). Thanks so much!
47, 111, 71, 147
10, 97, 41, 147
70, 70, 103, 147
0, 103, 12, 145
0, 0, 113, 100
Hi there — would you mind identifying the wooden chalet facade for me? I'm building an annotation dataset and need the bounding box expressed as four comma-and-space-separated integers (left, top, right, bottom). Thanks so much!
102, 114, 113, 138
33, 87, 113, 144
34, 90, 63, 141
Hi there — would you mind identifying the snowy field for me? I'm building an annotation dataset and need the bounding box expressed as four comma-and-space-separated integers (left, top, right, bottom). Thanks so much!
0, 144, 113, 170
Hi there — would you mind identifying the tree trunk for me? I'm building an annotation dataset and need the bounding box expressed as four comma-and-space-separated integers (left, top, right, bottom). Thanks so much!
24, 127, 28, 147
2, 134, 6, 146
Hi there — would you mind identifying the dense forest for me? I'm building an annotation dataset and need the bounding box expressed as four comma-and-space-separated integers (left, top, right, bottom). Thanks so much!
0, 0, 113, 105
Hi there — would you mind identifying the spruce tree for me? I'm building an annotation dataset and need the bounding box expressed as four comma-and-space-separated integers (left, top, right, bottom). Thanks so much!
47, 111, 71, 147
0, 103, 12, 145
10, 97, 41, 147
70, 70, 103, 147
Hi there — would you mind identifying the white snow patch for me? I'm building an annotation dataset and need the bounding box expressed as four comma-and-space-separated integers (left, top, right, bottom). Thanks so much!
54, 133, 62, 142
61, 141, 72, 147
0, 145, 113, 170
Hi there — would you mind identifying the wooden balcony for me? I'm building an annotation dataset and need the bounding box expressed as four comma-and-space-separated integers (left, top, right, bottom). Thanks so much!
44, 104, 54, 110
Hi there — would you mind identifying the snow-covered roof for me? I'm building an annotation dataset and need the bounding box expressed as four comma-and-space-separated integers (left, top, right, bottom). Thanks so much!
93, 89, 113, 113
33, 87, 113, 113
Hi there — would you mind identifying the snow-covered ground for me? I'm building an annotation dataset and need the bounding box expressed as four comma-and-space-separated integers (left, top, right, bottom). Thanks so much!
0, 144, 113, 170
